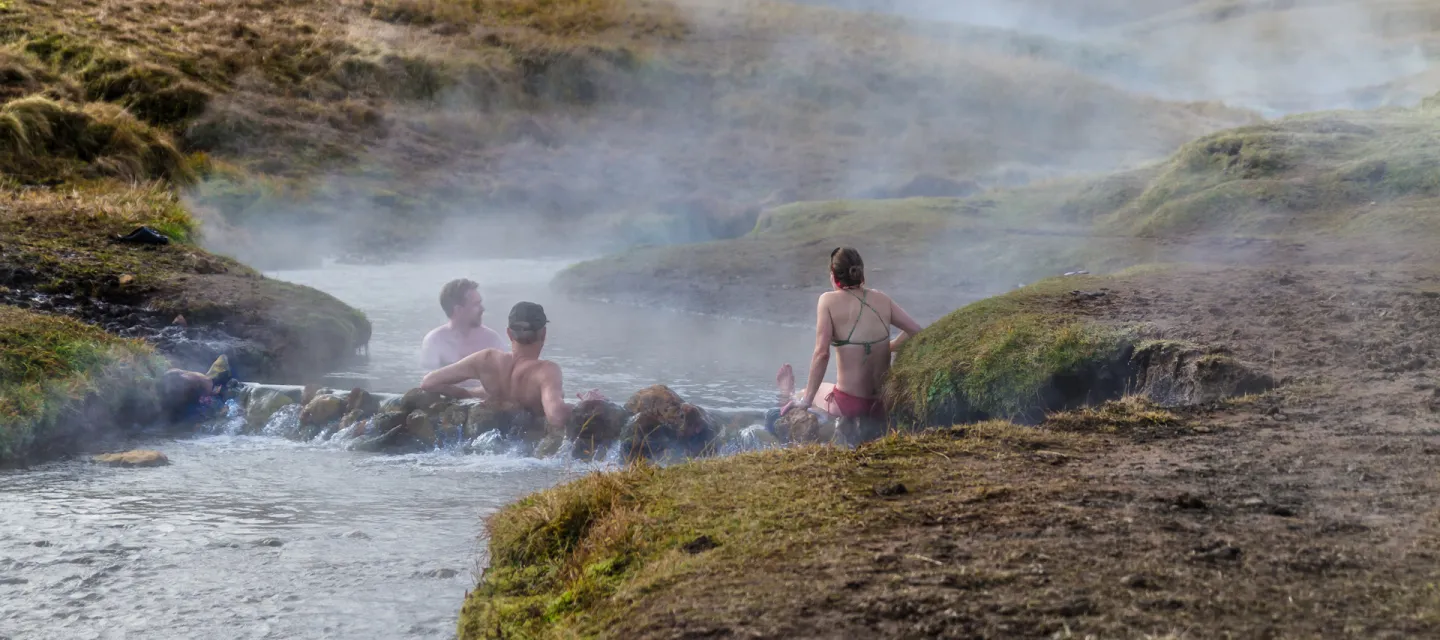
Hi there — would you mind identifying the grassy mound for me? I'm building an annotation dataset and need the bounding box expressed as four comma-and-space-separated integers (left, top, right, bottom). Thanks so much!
1096, 109, 1440, 237
0, 306, 166, 466
459, 421, 1095, 638
882, 274, 1133, 426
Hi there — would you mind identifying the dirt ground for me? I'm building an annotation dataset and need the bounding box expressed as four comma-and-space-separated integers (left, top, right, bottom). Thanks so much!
595, 262, 1440, 638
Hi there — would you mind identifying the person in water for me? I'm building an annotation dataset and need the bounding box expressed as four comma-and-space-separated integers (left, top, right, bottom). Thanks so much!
419, 278, 509, 371
160, 355, 238, 423
420, 302, 601, 435
784, 246, 924, 441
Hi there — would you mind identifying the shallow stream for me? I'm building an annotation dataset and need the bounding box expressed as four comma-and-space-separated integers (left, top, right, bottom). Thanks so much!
0, 259, 815, 639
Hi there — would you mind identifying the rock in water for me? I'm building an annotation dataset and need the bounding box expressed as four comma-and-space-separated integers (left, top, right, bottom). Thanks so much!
346, 388, 380, 416
401, 388, 443, 413
775, 407, 823, 444
301, 384, 321, 407
245, 389, 296, 433
620, 385, 720, 462
439, 403, 470, 442
625, 385, 686, 421
405, 410, 437, 446
568, 399, 629, 460
92, 450, 169, 467
300, 395, 345, 427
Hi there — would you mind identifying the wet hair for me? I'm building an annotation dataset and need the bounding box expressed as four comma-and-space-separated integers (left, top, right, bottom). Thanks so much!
511, 326, 542, 345
439, 278, 479, 318
830, 247, 865, 288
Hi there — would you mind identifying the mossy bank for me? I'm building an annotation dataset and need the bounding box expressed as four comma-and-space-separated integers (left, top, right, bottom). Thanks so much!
0, 306, 167, 466
0, 37, 370, 464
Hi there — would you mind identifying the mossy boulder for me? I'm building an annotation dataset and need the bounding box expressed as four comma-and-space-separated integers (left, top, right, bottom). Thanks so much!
773, 407, 824, 444
300, 394, 345, 427
244, 388, 297, 433
884, 277, 1135, 428
885, 273, 1277, 428
567, 398, 629, 460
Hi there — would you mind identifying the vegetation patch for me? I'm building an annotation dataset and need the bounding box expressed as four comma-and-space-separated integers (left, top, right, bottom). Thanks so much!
883, 274, 1133, 427
0, 305, 166, 466
459, 421, 1095, 638
1044, 395, 1186, 442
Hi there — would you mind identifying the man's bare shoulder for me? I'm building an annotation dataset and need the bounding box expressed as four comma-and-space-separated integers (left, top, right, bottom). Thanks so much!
479, 325, 508, 347
421, 324, 453, 344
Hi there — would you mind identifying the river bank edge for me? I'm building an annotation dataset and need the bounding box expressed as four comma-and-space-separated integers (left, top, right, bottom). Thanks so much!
459, 262, 1440, 638
0, 182, 373, 468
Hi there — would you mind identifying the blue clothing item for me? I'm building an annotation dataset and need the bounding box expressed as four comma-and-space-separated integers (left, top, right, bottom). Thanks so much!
764, 407, 782, 436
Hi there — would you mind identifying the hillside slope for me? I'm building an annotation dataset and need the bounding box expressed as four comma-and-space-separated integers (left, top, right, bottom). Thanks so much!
2, 0, 1259, 266
552, 103, 1440, 323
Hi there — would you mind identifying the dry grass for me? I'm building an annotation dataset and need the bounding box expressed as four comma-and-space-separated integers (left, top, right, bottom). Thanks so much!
0, 95, 193, 185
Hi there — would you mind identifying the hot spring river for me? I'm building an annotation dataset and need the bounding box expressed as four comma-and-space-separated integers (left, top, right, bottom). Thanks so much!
0, 258, 815, 639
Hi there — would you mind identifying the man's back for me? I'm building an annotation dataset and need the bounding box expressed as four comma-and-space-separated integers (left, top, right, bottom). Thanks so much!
430, 348, 569, 431
421, 300, 573, 434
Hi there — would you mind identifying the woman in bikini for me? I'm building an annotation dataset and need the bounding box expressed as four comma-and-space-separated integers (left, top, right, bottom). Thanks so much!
776, 247, 924, 442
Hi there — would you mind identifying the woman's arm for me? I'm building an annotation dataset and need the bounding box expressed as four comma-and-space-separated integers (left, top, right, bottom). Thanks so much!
888, 299, 924, 353
800, 296, 834, 408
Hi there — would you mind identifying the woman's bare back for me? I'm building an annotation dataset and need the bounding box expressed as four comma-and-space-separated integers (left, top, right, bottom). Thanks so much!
822, 287, 895, 399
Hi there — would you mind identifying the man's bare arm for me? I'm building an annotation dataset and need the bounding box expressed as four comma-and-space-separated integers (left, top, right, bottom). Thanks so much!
539, 363, 572, 434
421, 353, 485, 398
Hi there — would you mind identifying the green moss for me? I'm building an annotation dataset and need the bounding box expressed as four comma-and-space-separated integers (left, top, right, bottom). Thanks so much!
883, 275, 1132, 426
0, 306, 165, 464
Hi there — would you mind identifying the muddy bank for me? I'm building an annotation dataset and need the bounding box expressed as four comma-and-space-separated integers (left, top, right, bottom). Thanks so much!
0, 193, 371, 381
460, 263, 1440, 638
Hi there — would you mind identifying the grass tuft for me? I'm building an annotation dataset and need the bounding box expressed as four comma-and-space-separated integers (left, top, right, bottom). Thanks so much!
0, 95, 194, 185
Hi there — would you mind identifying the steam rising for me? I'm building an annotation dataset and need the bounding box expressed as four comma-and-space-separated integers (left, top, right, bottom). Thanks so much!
190, 0, 1435, 274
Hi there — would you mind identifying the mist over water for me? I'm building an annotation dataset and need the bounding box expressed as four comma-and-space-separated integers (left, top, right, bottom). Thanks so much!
0, 257, 818, 639
269, 258, 814, 410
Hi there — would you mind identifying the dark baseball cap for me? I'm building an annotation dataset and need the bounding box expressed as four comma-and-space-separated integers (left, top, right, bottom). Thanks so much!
508, 301, 549, 331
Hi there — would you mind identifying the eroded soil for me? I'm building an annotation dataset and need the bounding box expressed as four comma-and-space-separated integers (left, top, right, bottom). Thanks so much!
603, 264, 1440, 638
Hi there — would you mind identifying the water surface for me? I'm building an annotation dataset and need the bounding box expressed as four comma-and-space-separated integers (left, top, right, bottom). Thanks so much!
0, 258, 813, 639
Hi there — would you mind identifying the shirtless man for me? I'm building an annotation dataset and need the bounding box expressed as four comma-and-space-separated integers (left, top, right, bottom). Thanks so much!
419, 278, 508, 371
420, 301, 592, 436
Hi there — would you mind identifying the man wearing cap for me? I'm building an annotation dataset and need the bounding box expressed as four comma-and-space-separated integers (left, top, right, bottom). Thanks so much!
420, 301, 578, 434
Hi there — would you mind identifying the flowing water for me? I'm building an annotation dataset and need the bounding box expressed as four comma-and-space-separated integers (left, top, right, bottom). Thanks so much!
0, 259, 815, 640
